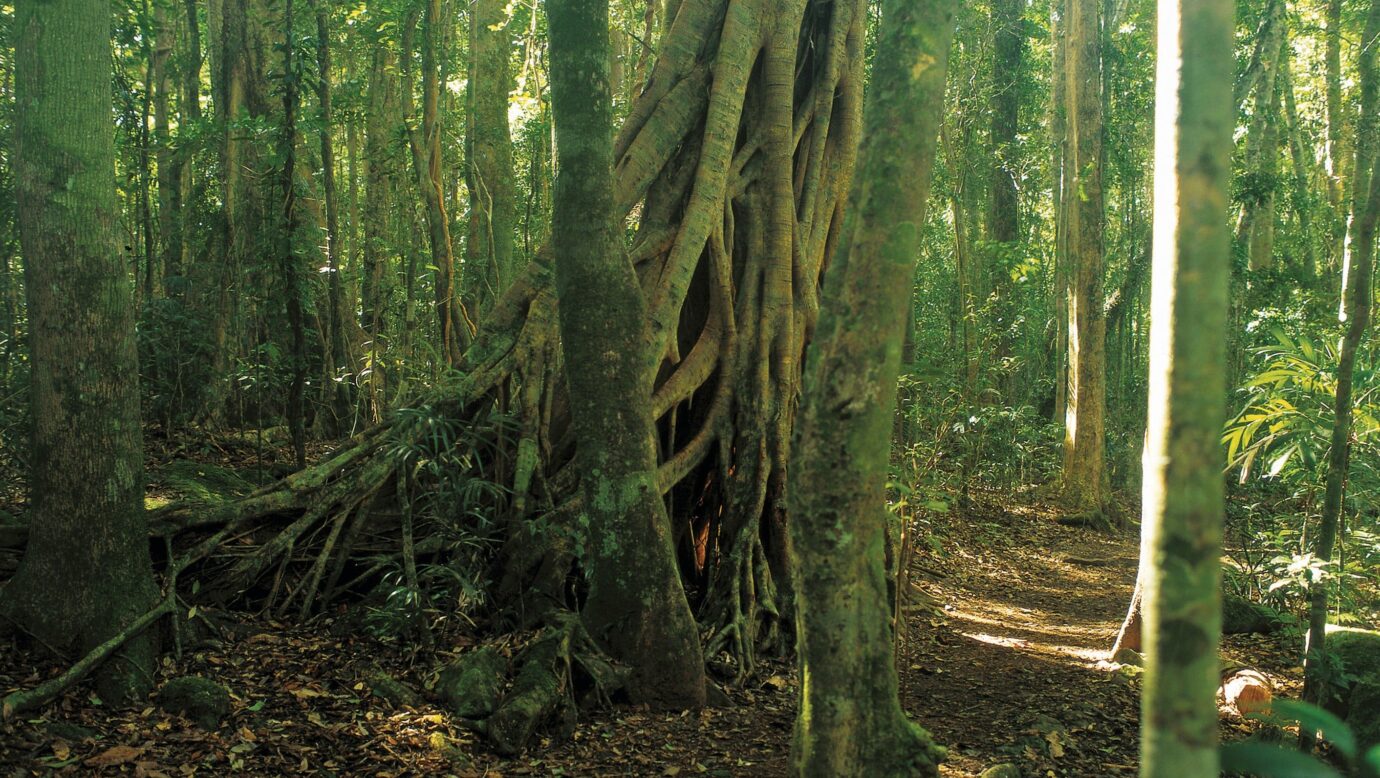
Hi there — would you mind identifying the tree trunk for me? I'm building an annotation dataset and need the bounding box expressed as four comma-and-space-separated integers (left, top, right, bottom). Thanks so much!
789, 0, 956, 774
547, 0, 707, 709
987, 0, 1022, 385
464, 0, 518, 320
311, 0, 355, 434
1051, 0, 1068, 424
276, 0, 306, 468
401, 2, 463, 366
1139, 1, 1233, 773
1, 0, 162, 706
1300, 0, 1380, 750
1060, 0, 1107, 512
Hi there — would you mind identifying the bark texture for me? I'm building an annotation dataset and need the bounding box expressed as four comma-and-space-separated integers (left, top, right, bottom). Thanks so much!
1, 0, 161, 705
788, 0, 956, 773
547, 0, 707, 709
1060, 0, 1107, 512
1139, 0, 1233, 773
465, 0, 518, 319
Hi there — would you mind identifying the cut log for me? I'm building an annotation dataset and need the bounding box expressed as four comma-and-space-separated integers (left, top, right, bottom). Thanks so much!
1221, 668, 1272, 716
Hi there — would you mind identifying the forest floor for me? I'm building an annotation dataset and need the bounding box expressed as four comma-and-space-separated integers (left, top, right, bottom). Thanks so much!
0, 470, 1297, 777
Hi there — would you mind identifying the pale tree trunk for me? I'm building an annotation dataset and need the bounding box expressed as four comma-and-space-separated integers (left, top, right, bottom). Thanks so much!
1, 0, 161, 705
789, 0, 956, 774
1234, 0, 1283, 272
464, 0, 518, 320
1301, 0, 1380, 750
1139, 0, 1233, 773
1061, 0, 1107, 512
1280, 54, 1318, 278
548, 0, 707, 709
1051, 0, 1068, 423
1326, 0, 1348, 269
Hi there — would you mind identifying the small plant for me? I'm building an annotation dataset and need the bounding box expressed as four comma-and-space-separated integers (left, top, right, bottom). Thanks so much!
1220, 699, 1380, 777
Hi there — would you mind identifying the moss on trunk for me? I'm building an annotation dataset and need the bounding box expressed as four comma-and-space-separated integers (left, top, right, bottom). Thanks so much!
788, 0, 957, 774
1, 0, 161, 705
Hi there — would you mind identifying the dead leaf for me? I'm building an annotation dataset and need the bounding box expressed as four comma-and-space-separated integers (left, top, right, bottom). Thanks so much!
51, 740, 71, 760
85, 745, 143, 768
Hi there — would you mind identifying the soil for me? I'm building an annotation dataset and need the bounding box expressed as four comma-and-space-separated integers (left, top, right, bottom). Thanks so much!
0, 487, 1298, 776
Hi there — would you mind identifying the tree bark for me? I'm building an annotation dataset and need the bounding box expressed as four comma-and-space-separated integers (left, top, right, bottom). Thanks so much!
464, 0, 518, 321
1060, 0, 1107, 512
789, 0, 956, 774
547, 0, 707, 709
1139, 1, 1233, 773
1, 0, 162, 705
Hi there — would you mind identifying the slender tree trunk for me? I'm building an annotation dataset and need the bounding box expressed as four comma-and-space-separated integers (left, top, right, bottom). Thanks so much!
547, 0, 707, 709
464, 0, 518, 320
1326, 0, 1347, 269
1051, 0, 1068, 424
1060, 0, 1107, 512
1234, 0, 1284, 272
153, 0, 177, 296
1, 0, 161, 706
1301, 0, 1380, 750
311, 0, 353, 433
402, 3, 463, 366
987, 0, 1022, 384
277, 0, 306, 467
1280, 54, 1317, 279
790, 0, 956, 774
1139, 0, 1233, 773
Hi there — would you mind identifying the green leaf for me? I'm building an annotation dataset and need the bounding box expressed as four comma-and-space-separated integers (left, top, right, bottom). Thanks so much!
1365, 743, 1380, 773
1219, 741, 1343, 777
1268, 699, 1357, 760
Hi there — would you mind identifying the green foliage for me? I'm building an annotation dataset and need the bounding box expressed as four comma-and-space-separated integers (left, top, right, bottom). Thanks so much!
1219, 699, 1380, 778
138, 297, 219, 428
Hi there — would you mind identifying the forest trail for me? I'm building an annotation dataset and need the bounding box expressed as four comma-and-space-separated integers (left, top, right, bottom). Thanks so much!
900, 499, 1143, 776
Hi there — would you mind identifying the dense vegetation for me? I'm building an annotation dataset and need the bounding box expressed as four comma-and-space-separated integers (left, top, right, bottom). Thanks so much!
0, 0, 1378, 774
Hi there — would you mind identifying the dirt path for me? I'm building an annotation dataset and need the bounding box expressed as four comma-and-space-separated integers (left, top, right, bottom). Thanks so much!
900, 501, 1143, 776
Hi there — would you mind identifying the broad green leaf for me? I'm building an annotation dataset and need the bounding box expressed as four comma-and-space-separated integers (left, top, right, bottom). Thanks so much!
1269, 699, 1357, 760
1219, 741, 1342, 777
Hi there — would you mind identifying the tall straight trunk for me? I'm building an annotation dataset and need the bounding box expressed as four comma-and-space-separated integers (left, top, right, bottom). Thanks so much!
154, 0, 181, 290
208, 0, 273, 415
1326, 0, 1347, 268
277, 0, 306, 468
311, 0, 353, 432
547, 0, 707, 709
1052, 0, 1068, 423
1235, 0, 1284, 272
402, 2, 463, 366
139, 4, 158, 301
1061, 0, 1107, 512
1280, 54, 1317, 278
1301, 0, 1380, 750
464, 0, 517, 319
1, 0, 161, 705
789, 0, 956, 774
987, 0, 1022, 378
1139, 0, 1233, 773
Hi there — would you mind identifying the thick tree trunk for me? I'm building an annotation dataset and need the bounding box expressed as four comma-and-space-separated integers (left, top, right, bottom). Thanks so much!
1, 0, 162, 705
276, 0, 306, 468
548, 0, 707, 709
1060, 0, 1107, 512
1301, 0, 1380, 750
464, 0, 517, 321
1139, 0, 1233, 773
789, 0, 956, 774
